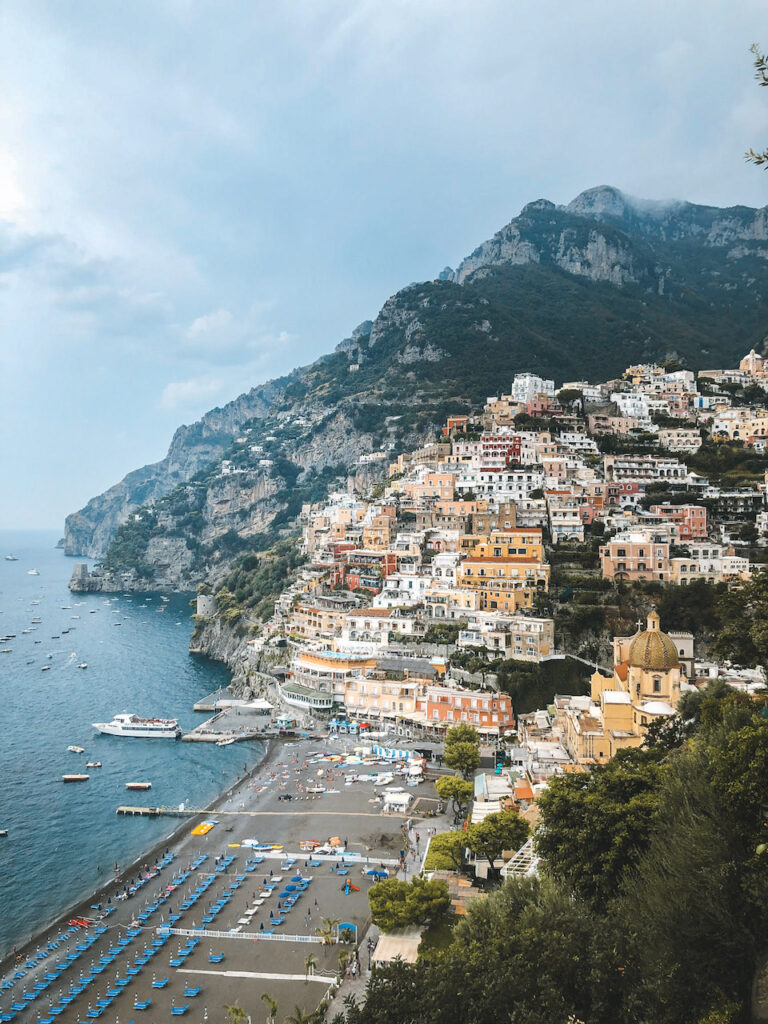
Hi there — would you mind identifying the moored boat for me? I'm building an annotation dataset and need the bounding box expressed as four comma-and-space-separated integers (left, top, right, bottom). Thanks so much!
67, 745, 85, 753
92, 712, 181, 739
125, 781, 152, 791
62, 774, 89, 783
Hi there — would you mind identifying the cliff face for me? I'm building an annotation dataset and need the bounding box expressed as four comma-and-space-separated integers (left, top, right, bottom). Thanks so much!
64, 379, 285, 558
66, 185, 768, 579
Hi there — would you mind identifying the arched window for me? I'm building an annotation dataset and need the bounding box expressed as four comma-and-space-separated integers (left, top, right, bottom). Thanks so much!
653, 677, 662, 693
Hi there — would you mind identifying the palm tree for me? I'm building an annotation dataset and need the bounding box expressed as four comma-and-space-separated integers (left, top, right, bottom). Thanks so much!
314, 917, 340, 946
261, 992, 278, 1024
304, 952, 317, 982
283, 1006, 313, 1024
224, 1003, 248, 1024
337, 948, 350, 980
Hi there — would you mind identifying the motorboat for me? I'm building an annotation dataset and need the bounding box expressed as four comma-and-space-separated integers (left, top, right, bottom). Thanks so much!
85, 761, 102, 768
77, 663, 88, 669
125, 781, 152, 791
4, 554, 18, 561
27, 569, 39, 575
67, 745, 85, 754
62, 774, 89, 783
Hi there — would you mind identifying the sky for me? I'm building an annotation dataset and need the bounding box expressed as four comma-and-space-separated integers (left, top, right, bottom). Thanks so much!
1, 0, 767, 529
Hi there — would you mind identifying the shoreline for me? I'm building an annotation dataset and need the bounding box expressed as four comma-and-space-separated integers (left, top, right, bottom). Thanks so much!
0, 736, 277, 975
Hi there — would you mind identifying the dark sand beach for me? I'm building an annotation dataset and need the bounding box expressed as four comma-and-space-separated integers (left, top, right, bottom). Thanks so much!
2, 736, 442, 1024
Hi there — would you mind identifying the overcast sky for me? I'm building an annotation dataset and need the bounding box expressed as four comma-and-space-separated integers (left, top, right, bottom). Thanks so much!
1, 0, 767, 529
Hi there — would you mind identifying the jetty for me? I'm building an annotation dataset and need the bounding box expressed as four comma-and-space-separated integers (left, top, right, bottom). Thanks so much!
183, 699, 275, 742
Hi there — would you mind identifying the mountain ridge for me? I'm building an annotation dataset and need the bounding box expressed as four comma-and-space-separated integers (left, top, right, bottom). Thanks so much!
65, 185, 768, 566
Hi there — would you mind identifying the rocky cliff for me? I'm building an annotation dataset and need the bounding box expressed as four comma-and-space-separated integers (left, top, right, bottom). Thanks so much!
66, 185, 768, 577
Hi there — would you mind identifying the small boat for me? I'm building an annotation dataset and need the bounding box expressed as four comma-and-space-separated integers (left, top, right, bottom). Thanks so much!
67, 745, 85, 754
216, 737, 236, 746
86, 761, 102, 768
77, 663, 88, 669
0, 830, 7, 837
27, 569, 40, 575
4, 554, 18, 561
61, 605, 71, 610
113, 622, 122, 626
90, 609, 97, 613
125, 782, 152, 791
62, 774, 89, 783
0, 649, 11, 654
41, 665, 51, 671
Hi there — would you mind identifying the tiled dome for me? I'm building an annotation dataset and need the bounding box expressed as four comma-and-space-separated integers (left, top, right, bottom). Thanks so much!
628, 610, 679, 671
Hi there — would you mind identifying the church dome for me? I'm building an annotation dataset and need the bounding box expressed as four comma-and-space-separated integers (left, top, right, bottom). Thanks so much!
627, 610, 679, 671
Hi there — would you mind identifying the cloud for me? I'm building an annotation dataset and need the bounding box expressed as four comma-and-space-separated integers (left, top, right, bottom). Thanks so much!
186, 308, 234, 338
161, 376, 224, 409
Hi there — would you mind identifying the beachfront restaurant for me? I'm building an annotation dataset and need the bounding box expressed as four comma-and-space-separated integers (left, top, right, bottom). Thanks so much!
278, 680, 335, 712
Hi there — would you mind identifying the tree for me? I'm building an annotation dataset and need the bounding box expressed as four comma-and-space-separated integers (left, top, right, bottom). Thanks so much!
369, 879, 413, 932
711, 567, 768, 667
304, 952, 318, 982
224, 1004, 248, 1024
443, 741, 480, 780
535, 746, 665, 907
746, 44, 768, 168
405, 876, 451, 924
465, 810, 529, 877
444, 723, 480, 748
316, 916, 340, 946
261, 992, 278, 1024
434, 776, 473, 815
369, 877, 450, 932
422, 831, 465, 871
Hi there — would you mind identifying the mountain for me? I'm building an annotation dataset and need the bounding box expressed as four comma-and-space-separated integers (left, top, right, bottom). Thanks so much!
65, 185, 768, 578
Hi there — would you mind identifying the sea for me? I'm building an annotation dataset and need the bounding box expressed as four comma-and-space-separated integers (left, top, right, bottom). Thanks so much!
0, 529, 265, 955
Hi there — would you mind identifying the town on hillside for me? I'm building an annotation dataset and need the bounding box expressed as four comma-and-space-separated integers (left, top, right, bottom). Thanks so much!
197, 351, 768, 805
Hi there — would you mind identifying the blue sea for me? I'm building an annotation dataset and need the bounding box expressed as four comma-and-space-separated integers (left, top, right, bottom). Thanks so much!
0, 530, 263, 955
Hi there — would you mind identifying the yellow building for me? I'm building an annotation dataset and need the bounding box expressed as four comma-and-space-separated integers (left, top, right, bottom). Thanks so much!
561, 611, 683, 764
457, 530, 549, 612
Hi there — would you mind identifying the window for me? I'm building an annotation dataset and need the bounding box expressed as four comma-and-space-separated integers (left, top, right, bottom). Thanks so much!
653, 677, 661, 693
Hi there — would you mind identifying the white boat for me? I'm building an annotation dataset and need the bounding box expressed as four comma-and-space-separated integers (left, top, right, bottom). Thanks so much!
27, 569, 40, 575
77, 663, 88, 669
67, 745, 85, 753
92, 712, 181, 739
216, 737, 236, 746
5, 554, 18, 561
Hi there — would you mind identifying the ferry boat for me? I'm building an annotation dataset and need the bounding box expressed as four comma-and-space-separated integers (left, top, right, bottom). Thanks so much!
92, 712, 181, 739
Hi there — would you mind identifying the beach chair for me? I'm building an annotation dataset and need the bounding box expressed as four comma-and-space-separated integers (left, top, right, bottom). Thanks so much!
152, 977, 169, 989
133, 999, 151, 1011
183, 985, 201, 997
208, 954, 224, 964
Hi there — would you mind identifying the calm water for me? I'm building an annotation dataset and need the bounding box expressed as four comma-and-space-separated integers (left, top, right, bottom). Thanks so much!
0, 530, 263, 954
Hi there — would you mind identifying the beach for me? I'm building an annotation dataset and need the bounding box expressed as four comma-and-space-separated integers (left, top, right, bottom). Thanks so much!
2, 734, 444, 1024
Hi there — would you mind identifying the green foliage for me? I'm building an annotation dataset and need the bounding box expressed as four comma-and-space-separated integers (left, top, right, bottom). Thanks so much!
216, 537, 305, 623
368, 877, 450, 932
686, 440, 768, 487
422, 832, 465, 872
444, 724, 480, 748
102, 512, 158, 575
423, 622, 464, 644
465, 810, 529, 876
711, 567, 768, 666
442, 741, 480, 780
535, 746, 666, 907
434, 777, 473, 814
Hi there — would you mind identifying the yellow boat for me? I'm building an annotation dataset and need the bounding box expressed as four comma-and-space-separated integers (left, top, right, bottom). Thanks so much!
191, 822, 215, 836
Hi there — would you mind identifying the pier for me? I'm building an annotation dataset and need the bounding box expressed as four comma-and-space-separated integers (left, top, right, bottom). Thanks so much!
182, 702, 274, 742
